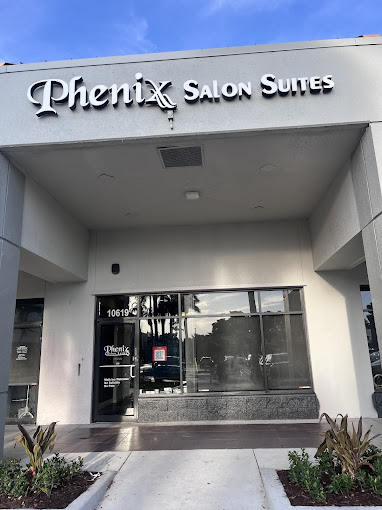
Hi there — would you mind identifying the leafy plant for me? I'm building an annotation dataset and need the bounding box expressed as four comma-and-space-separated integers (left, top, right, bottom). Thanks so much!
0, 459, 26, 496
31, 455, 84, 497
288, 449, 326, 503
15, 422, 57, 476
327, 473, 354, 495
315, 413, 382, 478
316, 450, 335, 474
0, 454, 84, 499
367, 474, 382, 495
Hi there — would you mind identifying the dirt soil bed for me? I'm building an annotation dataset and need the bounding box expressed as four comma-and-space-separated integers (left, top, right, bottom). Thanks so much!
278, 470, 382, 507
0, 472, 95, 509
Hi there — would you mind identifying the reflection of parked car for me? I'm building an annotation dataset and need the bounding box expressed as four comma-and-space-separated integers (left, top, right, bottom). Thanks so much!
370, 350, 380, 366
259, 353, 288, 367
199, 356, 214, 370
141, 356, 180, 382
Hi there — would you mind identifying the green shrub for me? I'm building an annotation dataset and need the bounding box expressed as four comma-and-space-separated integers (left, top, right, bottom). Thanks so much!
316, 450, 335, 474
356, 469, 368, 490
32, 455, 83, 496
368, 474, 382, 495
288, 449, 326, 503
0, 459, 26, 497
327, 473, 354, 495
0, 454, 83, 499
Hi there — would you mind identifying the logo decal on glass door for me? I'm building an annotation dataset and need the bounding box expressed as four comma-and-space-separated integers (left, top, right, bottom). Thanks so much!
104, 345, 130, 357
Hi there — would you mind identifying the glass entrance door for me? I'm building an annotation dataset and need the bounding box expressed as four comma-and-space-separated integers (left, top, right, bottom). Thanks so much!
94, 322, 137, 421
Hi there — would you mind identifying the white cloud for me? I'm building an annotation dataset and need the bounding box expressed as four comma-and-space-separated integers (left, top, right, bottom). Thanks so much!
205, 0, 292, 15
115, 16, 156, 55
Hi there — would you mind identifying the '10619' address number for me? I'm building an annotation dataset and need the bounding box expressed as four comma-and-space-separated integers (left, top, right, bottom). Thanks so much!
106, 309, 130, 318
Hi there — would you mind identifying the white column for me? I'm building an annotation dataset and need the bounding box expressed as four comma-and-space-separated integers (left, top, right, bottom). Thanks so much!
0, 153, 25, 458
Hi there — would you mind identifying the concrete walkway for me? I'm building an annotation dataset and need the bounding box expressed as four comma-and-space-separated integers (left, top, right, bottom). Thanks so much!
4, 419, 382, 510
98, 449, 268, 510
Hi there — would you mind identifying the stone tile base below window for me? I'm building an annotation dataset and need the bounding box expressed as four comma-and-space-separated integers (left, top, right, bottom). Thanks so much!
137, 394, 319, 422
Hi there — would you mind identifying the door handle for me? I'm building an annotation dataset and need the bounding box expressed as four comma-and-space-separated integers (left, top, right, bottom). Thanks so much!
129, 365, 136, 379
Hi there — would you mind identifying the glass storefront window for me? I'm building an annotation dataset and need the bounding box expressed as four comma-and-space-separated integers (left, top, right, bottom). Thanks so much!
140, 295, 178, 317
182, 291, 257, 316
14, 300, 44, 324
262, 315, 311, 390
260, 290, 285, 313
98, 295, 138, 318
8, 300, 44, 423
139, 319, 180, 393
182, 316, 265, 392
94, 287, 312, 406
361, 286, 382, 388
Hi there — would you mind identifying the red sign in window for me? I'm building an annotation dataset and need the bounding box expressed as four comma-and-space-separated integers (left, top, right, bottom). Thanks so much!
153, 346, 167, 362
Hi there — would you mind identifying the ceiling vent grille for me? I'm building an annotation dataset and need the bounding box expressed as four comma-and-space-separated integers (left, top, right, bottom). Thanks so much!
158, 146, 204, 168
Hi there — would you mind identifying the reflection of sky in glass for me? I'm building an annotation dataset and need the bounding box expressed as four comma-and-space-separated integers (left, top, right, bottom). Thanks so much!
185, 292, 254, 315
361, 291, 372, 311
260, 291, 284, 313
184, 317, 229, 336
140, 319, 179, 335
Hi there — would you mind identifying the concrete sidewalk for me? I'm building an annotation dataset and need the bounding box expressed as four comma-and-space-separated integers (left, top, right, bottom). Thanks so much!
4, 419, 382, 510
98, 449, 268, 510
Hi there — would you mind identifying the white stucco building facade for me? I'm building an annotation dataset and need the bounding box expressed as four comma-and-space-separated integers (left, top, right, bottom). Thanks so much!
1, 36, 382, 450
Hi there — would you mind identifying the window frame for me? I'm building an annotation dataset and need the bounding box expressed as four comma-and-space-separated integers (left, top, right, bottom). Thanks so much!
95, 287, 314, 396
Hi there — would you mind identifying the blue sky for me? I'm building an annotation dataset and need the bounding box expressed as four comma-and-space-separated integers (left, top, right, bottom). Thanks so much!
1, 0, 382, 64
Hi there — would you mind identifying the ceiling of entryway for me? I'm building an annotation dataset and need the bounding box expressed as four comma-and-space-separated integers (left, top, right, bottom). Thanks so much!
2, 125, 364, 229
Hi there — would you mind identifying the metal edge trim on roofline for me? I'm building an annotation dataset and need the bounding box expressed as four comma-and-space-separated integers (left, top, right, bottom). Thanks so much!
1, 36, 381, 75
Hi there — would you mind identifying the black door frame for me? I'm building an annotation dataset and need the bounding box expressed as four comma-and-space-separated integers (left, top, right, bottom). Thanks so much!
93, 319, 139, 422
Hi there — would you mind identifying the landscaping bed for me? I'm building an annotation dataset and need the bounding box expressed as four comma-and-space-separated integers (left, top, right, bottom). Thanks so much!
274, 413, 382, 507
0, 470, 94, 509
278, 468, 382, 507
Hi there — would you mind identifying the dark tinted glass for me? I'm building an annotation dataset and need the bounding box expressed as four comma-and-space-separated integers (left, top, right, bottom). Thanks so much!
98, 295, 138, 318
14, 300, 44, 324
139, 319, 180, 393
286, 289, 302, 312
182, 292, 255, 316
97, 323, 135, 417
7, 327, 42, 422
182, 316, 264, 392
263, 315, 310, 390
140, 295, 178, 317
9, 328, 41, 385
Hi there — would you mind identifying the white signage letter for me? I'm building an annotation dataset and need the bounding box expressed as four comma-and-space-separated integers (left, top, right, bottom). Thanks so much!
261, 74, 277, 96
184, 80, 199, 103
68, 76, 90, 110
89, 85, 109, 108
322, 75, 334, 92
109, 84, 133, 107
27, 79, 69, 117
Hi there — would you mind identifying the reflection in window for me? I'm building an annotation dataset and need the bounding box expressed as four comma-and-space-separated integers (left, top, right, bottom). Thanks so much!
361, 287, 381, 389
8, 299, 43, 423
139, 319, 180, 393
260, 290, 285, 313
182, 316, 264, 392
14, 300, 44, 324
182, 292, 256, 316
140, 295, 178, 317
98, 295, 138, 318
263, 315, 311, 390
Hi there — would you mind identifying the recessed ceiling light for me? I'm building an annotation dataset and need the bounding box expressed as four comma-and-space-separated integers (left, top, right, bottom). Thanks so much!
259, 164, 278, 173
185, 191, 200, 200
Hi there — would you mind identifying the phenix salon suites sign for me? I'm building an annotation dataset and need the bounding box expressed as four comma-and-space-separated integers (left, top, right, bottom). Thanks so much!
27, 72, 334, 118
